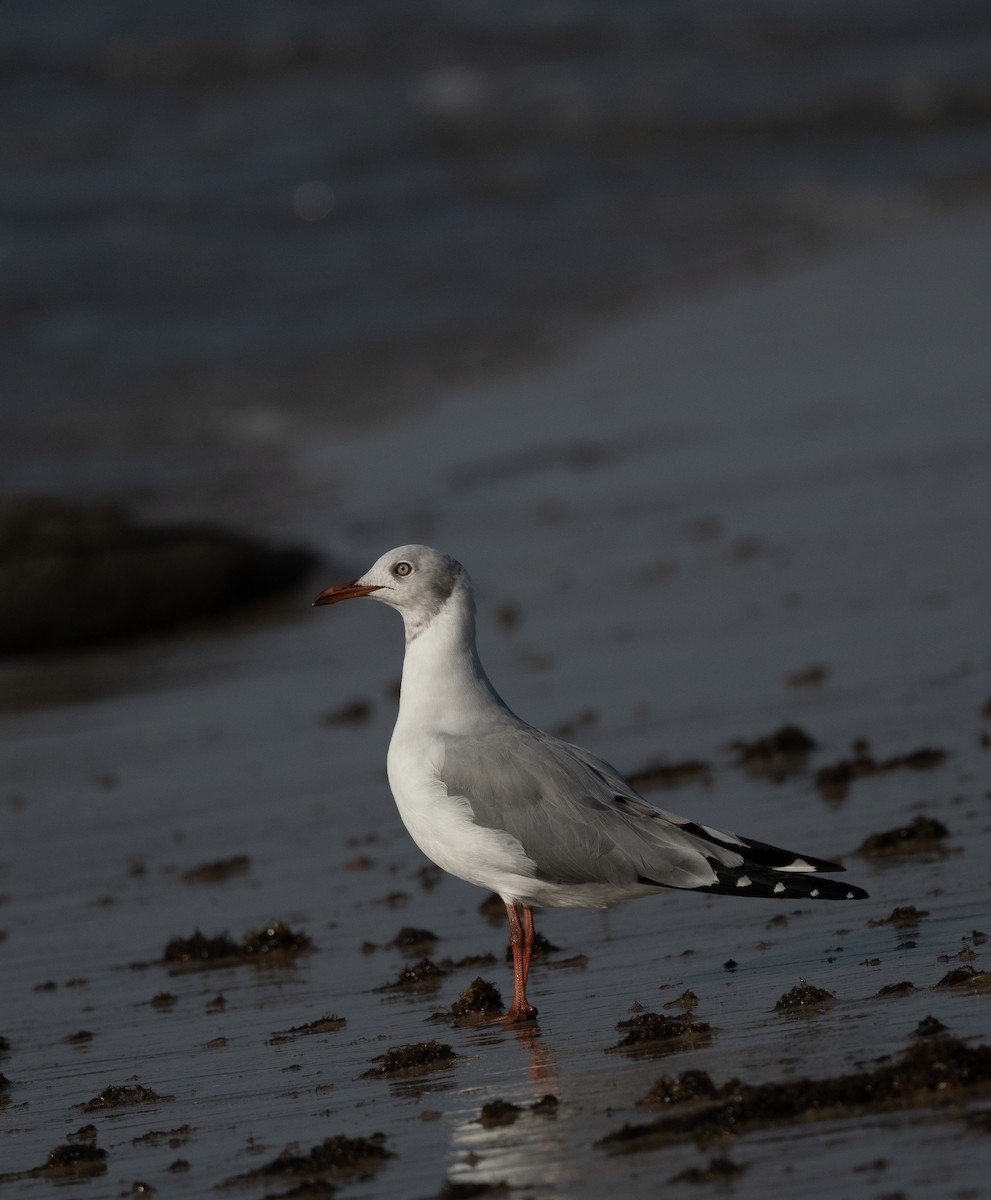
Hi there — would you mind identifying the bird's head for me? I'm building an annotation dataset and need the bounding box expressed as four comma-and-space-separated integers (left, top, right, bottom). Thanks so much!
313, 545, 468, 629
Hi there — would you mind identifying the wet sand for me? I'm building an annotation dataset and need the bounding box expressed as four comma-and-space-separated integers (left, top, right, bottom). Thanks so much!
2, 204, 991, 1196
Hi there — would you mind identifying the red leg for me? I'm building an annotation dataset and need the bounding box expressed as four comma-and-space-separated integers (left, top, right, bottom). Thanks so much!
521, 905, 536, 990
500, 901, 538, 1024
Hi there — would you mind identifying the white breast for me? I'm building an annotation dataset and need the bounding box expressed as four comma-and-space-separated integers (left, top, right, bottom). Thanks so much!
386, 727, 537, 895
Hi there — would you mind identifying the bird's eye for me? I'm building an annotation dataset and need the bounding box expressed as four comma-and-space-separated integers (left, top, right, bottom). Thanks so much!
393, 561, 413, 577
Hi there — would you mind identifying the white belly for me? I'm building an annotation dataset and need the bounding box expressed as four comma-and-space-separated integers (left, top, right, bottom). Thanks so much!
386, 728, 538, 896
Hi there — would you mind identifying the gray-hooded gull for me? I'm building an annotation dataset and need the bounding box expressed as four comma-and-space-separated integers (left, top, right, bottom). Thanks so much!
314, 544, 868, 1024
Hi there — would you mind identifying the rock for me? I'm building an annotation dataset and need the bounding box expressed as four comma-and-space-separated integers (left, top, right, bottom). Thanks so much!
0, 497, 317, 654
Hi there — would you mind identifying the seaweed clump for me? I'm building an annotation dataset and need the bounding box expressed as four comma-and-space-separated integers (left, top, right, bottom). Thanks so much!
729, 724, 816, 781
0, 1143, 107, 1184
365, 1041, 458, 1077
670, 1156, 747, 1184
643, 1069, 718, 1106
376, 953, 498, 992
451, 977, 503, 1019
775, 982, 835, 1011
476, 1099, 523, 1128
162, 921, 313, 969
936, 966, 991, 992
869, 906, 929, 928
222, 1133, 392, 1188
816, 742, 947, 800
375, 957, 449, 992
875, 981, 917, 998
913, 1016, 949, 1037
180, 855, 251, 883
437, 1181, 510, 1198
80, 1084, 171, 1112
390, 926, 439, 953
855, 816, 950, 858
613, 1012, 712, 1052
131, 1126, 191, 1148
663, 990, 699, 1012
268, 1015, 347, 1045
601, 1034, 991, 1150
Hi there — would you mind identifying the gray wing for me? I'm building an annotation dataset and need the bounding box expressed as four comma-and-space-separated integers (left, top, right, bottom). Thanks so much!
439, 723, 867, 900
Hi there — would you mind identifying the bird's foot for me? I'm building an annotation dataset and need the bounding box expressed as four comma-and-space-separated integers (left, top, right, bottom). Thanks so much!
489, 1003, 539, 1026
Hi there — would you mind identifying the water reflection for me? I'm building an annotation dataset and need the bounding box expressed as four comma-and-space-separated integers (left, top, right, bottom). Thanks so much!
448, 1026, 570, 1192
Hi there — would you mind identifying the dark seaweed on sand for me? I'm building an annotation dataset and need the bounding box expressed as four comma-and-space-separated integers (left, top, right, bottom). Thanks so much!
375, 957, 449, 991
390, 926, 439, 952
80, 1084, 172, 1112
221, 1132, 392, 1187
181, 855, 251, 883
437, 1181, 511, 1198
913, 1016, 949, 1037
856, 816, 950, 857
365, 1041, 458, 1076
869, 905, 930, 927
613, 1012, 712, 1050
376, 954, 498, 992
875, 981, 917, 998
936, 965, 991, 991
162, 921, 313, 969
775, 982, 835, 1010
601, 1034, 991, 1149
268, 1015, 346, 1044
729, 724, 816, 780
816, 742, 948, 799
476, 1099, 523, 1128
0, 1142, 108, 1184
670, 1155, 747, 1184
451, 977, 503, 1017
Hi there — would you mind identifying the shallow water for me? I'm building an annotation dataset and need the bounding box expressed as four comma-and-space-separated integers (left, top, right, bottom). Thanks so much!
4, 0, 991, 486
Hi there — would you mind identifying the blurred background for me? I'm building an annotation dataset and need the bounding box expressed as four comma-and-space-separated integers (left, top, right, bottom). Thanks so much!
3, 0, 991, 512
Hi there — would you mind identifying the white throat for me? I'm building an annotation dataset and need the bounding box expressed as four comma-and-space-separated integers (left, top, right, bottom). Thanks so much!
395, 584, 506, 733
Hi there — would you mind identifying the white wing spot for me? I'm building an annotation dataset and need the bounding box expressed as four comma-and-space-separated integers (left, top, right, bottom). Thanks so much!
846, 891, 855, 899
811, 888, 820, 898
773, 882, 786, 894
777, 858, 816, 872
736, 875, 752, 888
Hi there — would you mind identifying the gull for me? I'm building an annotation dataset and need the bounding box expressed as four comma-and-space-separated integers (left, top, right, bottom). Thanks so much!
314, 545, 869, 1024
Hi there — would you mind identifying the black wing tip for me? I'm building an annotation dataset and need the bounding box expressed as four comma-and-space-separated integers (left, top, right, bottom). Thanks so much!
809, 856, 845, 873
739, 836, 849, 875
675, 823, 852, 876
686, 870, 870, 901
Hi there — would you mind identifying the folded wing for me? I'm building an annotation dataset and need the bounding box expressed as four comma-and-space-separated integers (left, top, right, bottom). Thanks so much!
439, 724, 868, 901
